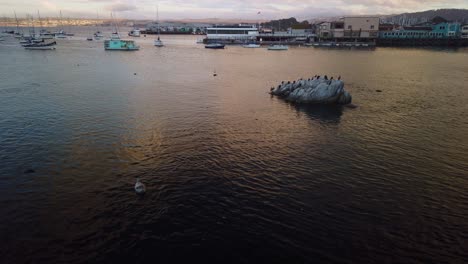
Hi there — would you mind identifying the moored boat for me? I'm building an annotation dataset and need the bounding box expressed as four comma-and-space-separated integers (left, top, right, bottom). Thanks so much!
205, 43, 225, 49
104, 33, 139, 51
243, 43, 261, 48
128, 29, 141, 37
268, 44, 288, 50
94, 31, 104, 40
154, 37, 164, 47
23, 41, 56, 50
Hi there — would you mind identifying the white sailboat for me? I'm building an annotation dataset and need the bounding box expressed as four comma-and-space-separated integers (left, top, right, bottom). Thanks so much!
13, 11, 23, 39
154, 4, 164, 47
94, 12, 104, 40
54, 11, 67, 39
37, 11, 54, 40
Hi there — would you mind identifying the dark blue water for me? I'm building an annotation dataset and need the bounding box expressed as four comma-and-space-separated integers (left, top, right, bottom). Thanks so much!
1, 33, 468, 263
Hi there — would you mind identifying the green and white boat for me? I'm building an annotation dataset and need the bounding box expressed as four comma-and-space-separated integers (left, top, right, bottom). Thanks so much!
104, 32, 140, 51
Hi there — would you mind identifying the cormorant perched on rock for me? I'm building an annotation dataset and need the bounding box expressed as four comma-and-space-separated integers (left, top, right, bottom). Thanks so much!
324, 75, 328, 80
338, 76, 341, 80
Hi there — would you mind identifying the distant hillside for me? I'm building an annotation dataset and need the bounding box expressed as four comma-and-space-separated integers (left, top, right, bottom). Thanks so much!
261, 17, 310, 31
382, 9, 468, 25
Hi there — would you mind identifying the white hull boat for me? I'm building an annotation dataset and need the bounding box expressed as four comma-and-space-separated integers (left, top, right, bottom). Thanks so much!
24, 41, 57, 50
268, 45, 288, 50
154, 38, 164, 47
243, 43, 261, 48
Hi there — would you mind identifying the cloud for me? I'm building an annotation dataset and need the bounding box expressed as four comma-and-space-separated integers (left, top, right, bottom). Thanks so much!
105, 3, 137, 12
6, 0, 468, 19
41, 0, 58, 10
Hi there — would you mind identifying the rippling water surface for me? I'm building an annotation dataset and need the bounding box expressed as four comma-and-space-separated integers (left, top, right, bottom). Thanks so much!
1, 30, 468, 263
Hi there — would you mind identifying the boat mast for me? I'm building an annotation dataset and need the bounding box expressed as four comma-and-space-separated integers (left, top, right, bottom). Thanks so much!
157, 4, 160, 40
96, 11, 100, 32
14, 10, 21, 35
30, 14, 35, 37
111, 12, 119, 36
59, 10, 63, 32
37, 10, 43, 33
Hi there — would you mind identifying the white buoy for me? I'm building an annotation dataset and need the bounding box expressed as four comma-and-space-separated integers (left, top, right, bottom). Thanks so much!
135, 178, 146, 194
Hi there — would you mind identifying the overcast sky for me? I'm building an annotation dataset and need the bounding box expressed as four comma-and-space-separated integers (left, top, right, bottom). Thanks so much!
2, 0, 467, 20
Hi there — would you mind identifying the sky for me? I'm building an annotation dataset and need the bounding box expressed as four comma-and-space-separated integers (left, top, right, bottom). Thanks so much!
1, 0, 468, 20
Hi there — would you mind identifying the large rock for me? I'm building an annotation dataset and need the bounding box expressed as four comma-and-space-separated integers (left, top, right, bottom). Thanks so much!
270, 76, 352, 105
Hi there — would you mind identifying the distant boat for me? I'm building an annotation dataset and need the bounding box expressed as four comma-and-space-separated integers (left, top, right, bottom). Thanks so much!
268, 44, 288, 50
128, 29, 141, 37
205, 43, 225, 49
54, 31, 67, 39
23, 40, 56, 50
54, 11, 68, 39
39, 30, 54, 39
196, 38, 204, 44
94, 31, 103, 40
243, 43, 260, 48
86, 37, 93, 41
94, 12, 103, 40
153, 4, 164, 47
154, 37, 164, 47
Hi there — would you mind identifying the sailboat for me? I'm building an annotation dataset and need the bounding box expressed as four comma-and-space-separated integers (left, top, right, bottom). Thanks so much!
93, 12, 104, 40
13, 11, 23, 39
37, 11, 54, 39
154, 5, 164, 47
54, 11, 67, 38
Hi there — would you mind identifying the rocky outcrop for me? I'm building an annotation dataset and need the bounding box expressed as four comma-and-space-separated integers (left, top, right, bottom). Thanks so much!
270, 76, 352, 105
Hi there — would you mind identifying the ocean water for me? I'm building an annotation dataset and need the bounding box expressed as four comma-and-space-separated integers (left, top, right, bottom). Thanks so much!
1, 31, 468, 263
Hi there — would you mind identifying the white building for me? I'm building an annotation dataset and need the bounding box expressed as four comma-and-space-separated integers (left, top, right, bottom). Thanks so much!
317, 22, 331, 38
343, 17, 380, 38
462, 24, 468, 39
206, 25, 258, 40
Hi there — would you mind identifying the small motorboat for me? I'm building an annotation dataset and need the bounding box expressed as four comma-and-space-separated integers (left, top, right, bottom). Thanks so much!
205, 43, 225, 49
242, 43, 260, 48
23, 41, 57, 50
267, 45, 288, 51
94, 31, 104, 40
154, 37, 164, 47
128, 29, 141, 37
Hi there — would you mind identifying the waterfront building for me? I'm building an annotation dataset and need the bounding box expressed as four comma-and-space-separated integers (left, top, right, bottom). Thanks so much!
316, 22, 331, 39
206, 25, 259, 41
343, 17, 380, 39
462, 24, 468, 39
379, 22, 462, 39
316, 17, 379, 42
